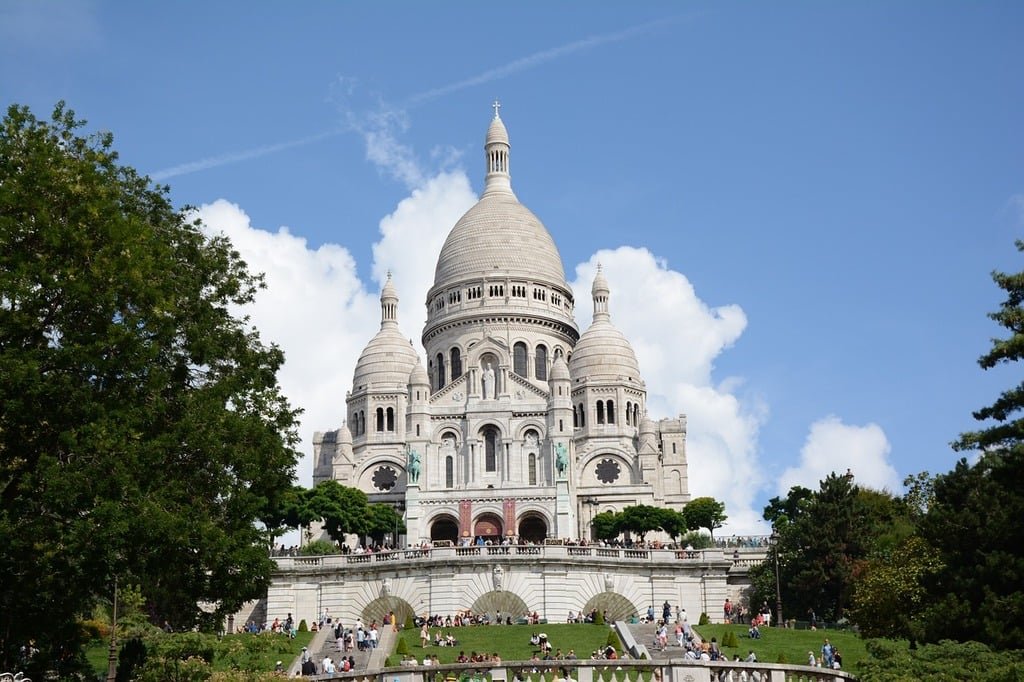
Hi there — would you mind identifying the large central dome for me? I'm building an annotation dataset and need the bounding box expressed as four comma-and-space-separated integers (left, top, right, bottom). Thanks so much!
433, 194, 566, 286
430, 109, 568, 292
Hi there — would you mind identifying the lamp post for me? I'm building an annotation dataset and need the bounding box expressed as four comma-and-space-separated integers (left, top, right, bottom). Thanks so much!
769, 530, 783, 628
105, 576, 118, 682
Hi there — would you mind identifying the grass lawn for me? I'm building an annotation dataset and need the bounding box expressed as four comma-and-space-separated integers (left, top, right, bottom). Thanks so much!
83, 630, 314, 678
693, 624, 872, 673
391, 624, 619, 665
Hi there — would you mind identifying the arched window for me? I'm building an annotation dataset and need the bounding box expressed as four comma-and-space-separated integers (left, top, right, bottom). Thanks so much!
579, 403, 586, 427
484, 426, 498, 472
607, 400, 615, 424
573, 405, 579, 428
358, 411, 365, 436
386, 406, 395, 431
535, 345, 548, 381
450, 348, 462, 380
416, 424, 420, 436
672, 442, 677, 454
554, 347, 564, 359
596, 400, 605, 425
633, 404, 640, 426
513, 342, 528, 377
375, 407, 384, 432
445, 456, 454, 488
435, 353, 446, 391
559, 419, 563, 432
528, 453, 537, 485
625, 401, 632, 426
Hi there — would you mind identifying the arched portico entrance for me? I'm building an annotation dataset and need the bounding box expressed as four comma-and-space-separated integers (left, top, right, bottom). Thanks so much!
518, 514, 548, 544
430, 514, 459, 543
474, 513, 503, 540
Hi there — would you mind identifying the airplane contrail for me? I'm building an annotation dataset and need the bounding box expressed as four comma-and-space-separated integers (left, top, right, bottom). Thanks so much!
149, 16, 683, 181
150, 129, 342, 181
406, 16, 682, 105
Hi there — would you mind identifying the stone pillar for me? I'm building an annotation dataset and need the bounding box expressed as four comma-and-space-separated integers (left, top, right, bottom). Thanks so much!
554, 479, 575, 540
405, 483, 421, 544
459, 500, 472, 540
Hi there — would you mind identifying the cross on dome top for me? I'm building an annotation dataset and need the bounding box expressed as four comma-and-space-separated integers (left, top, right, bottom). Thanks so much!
492, 99, 502, 119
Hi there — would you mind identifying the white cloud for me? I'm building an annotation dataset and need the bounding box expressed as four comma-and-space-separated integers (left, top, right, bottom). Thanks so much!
370, 171, 478, 343
570, 250, 767, 533
195, 200, 378, 488
778, 415, 900, 495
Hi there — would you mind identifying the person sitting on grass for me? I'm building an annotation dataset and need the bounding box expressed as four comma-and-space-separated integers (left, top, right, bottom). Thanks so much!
748, 623, 761, 639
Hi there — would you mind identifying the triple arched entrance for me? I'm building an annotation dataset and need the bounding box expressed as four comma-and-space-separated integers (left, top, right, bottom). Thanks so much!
428, 512, 549, 543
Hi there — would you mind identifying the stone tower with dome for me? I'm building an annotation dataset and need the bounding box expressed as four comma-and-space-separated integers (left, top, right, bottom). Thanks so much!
312, 106, 690, 544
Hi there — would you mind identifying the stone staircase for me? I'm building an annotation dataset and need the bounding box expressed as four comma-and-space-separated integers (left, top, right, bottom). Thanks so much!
623, 621, 702, 661
290, 624, 383, 676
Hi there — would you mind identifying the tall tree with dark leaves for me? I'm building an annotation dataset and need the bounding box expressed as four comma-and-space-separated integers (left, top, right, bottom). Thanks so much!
916, 241, 1024, 649
0, 103, 300, 675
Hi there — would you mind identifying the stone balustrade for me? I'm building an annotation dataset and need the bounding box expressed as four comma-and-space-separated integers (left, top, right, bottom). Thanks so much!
274, 545, 750, 573
302, 659, 854, 682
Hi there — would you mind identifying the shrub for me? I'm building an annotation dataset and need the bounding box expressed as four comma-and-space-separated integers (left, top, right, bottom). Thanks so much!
698, 613, 710, 626
151, 631, 217, 664
80, 618, 110, 641
298, 619, 308, 632
606, 629, 623, 650
722, 630, 738, 648
776, 653, 788, 664
404, 614, 416, 631
594, 610, 605, 625
396, 637, 411, 655
299, 539, 337, 556
116, 637, 148, 682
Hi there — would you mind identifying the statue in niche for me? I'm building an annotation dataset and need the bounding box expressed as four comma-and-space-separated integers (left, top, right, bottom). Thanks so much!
604, 572, 614, 592
493, 565, 504, 591
406, 444, 421, 484
481, 362, 495, 399
381, 577, 391, 597
555, 442, 568, 478
525, 432, 538, 447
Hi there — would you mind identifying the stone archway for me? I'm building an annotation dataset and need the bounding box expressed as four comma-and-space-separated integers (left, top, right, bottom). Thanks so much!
518, 514, 548, 544
474, 513, 503, 539
361, 595, 415, 628
471, 590, 529, 623
581, 592, 639, 622
430, 515, 459, 543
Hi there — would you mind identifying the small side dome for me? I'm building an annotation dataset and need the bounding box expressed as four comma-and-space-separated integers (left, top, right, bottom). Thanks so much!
338, 422, 353, 445
409, 359, 430, 387
548, 355, 570, 382
639, 414, 656, 435
569, 266, 643, 384
352, 274, 419, 391
352, 328, 418, 390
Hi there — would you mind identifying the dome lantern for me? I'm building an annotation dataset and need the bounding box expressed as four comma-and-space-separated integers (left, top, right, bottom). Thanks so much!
483, 100, 512, 197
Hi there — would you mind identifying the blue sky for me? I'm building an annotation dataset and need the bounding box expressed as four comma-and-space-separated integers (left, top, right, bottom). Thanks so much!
3, 1, 1022, 532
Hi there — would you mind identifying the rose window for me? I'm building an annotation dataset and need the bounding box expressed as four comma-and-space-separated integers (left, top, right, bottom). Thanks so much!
596, 459, 621, 484
372, 465, 398, 491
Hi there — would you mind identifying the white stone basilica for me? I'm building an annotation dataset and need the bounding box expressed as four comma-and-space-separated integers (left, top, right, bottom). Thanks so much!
312, 107, 690, 545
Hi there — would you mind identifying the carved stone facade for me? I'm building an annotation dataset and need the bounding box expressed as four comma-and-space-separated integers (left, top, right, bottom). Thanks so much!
312, 108, 690, 544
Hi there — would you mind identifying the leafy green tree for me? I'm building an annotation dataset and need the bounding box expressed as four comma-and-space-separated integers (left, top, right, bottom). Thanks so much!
304, 480, 372, 542
617, 504, 666, 541
591, 511, 620, 541
684, 497, 727, 540
0, 103, 300, 675
658, 508, 688, 541
849, 535, 941, 639
753, 474, 908, 624
366, 502, 406, 547
913, 243, 1024, 650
